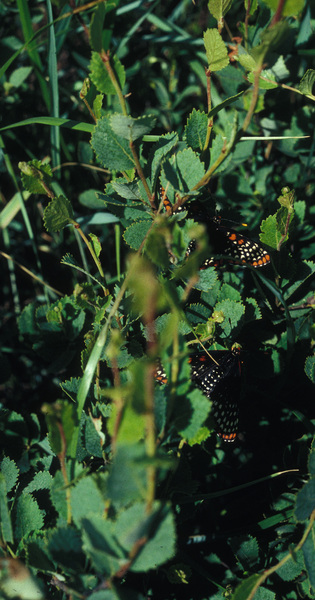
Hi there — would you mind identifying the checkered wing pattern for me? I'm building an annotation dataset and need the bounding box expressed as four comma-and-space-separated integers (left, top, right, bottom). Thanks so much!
186, 215, 271, 269
155, 360, 168, 385
161, 191, 270, 269
155, 349, 242, 442
189, 349, 241, 442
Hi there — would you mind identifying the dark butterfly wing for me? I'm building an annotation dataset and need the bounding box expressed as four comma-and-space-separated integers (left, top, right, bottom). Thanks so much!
207, 217, 271, 268
164, 196, 272, 269
156, 349, 242, 442
189, 349, 241, 443
186, 216, 271, 269
210, 369, 241, 442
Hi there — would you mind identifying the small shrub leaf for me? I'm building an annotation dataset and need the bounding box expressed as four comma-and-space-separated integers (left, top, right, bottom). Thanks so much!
302, 528, 315, 591
1, 456, 19, 492
260, 0, 305, 17
297, 69, 315, 100
184, 109, 208, 151
110, 114, 156, 141
203, 29, 229, 71
123, 220, 153, 250
14, 493, 44, 539
294, 479, 315, 521
91, 116, 136, 170
233, 574, 275, 600
115, 501, 176, 572
276, 548, 305, 581
174, 388, 211, 440
19, 159, 52, 195
208, 0, 233, 21
305, 356, 315, 384
90, 52, 125, 95
48, 526, 85, 570
43, 196, 74, 232
24, 471, 53, 493
0, 473, 13, 543
81, 515, 126, 575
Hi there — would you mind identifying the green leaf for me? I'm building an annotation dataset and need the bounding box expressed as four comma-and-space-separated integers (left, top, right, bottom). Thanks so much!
110, 114, 156, 141
89, 233, 102, 259
91, 116, 136, 171
218, 283, 242, 302
251, 22, 291, 65
111, 180, 142, 201
150, 132, 179, 190
238, 48, 258, 72
71, 476, 106, 526
87, 591, 122, 600
115, 501, 176, 572
214, 299, 245, 336
144, 224, 172, 269
186, 302, 212, 325
208, 90, 245, 119
81, 515, 127, 575
260, 0, 305, 17
90, 52, 125, 95
83, 415, 104, 458
229, 536, 259, 570
107, 444, 149, 507
209, 132, 229, 171
43, 196, 74, 233
184, 109, 208, 151
50, 471, 68, 525
89, 3, 106, 52
9, 66, 32, 88
203, 28, 229, 72
248, 69, 278, 89
245, 0, 258, 16
305, 356, 315, 384
24, 471, 53, 493
24, 533, 56, 572
162, 148, 205, 192
208, 0, 233, 21
19, 159, 53, 195
233, 574, 275, 600
297, 69, 315, 101
302, 527, 315, 591
276, 548, 305, 581
0, 473, 13, 543
108, 400, 146, 444
48, 526, 85, 570
123, 220, 153, 250
309, 449, 315, 476
14, 493, 44, 539
295, 479, 315, 521
174, 388, 211, 440
260, 213, 286, 249
189, 267, 218, 292
1, 457, 19, 493
93, 93, 104, 119
43, 401, 79, 456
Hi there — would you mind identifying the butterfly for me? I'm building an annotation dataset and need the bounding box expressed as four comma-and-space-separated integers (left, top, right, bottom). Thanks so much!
161, 190, 271, 269
155, 348, 242, 442
186, 215, 271, 269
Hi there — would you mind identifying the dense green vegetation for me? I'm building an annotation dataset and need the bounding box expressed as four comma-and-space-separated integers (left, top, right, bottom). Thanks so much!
1, 1, 315, 599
